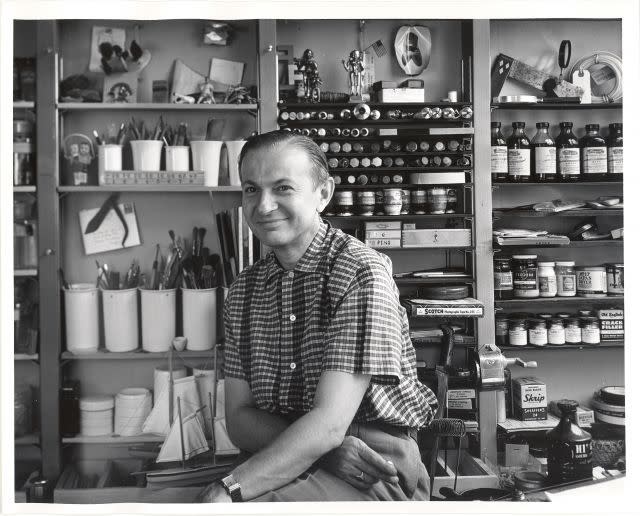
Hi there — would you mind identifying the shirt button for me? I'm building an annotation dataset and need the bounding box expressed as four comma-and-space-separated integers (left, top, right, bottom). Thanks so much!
289, 314, 296, 322
287, 271, 294, 278
290, 362, 297, 370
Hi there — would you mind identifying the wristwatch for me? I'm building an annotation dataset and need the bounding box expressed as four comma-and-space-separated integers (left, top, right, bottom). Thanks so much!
219, 474, 243, 502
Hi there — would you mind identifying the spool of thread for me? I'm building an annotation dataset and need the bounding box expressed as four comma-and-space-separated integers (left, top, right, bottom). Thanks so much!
115, 388, 152, 436
80, 395, 114, 436
153, 365, 187, 403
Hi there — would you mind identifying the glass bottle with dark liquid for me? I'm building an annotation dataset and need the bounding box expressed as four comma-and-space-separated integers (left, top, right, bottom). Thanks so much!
580, 124, 607, 181
532, 122, 556, 182
490, 121, 508, 182
607, 123, 623, 180
556, 122, 580, 182
507, 122, 531, 182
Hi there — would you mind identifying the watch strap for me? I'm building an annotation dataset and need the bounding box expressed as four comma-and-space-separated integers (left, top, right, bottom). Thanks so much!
219, 474, 242, 502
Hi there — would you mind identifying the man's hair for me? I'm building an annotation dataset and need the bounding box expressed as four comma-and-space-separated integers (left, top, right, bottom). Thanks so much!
238, 130, 329, 188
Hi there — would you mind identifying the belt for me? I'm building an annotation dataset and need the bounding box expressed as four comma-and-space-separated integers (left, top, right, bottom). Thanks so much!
351, 421, 418, 443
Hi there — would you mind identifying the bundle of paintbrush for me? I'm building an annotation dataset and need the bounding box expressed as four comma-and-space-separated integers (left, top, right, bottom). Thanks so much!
95, 259, 143, 289
162, 122, 190, 147
157, 229, 186, 290
182, 226, 222, 289
128, 115, 167, 141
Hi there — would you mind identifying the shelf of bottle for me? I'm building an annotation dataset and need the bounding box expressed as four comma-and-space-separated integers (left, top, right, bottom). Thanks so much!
61, 434, 163, 445
493, 209, 623, 218
313, 135, 471, 141
494, 240, 623, 249
14, 186, 37, 193
394, 276, 474, 286
60, 350, 214, 360
325, 151, 470, 158
279, 119, 472, 126
57, 186, 242, 193
13, 101, 35, 109
330, 167, 471, 173
325, 213, 471, 221
492, 181, 622, 188
15, 353, 39, 361
57, 103, 258, 112
491, 102, 622, 110
14, 269, 38, 277
280, 102, 472, 109
500, 340, 624, 351
495, 296, 623, 308
15, 433, 39, 445
334, 183, 472, 190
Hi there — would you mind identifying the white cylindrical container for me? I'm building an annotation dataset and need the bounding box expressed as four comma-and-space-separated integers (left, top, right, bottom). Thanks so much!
80, 395, 114, 436
537, 262, 557, 297
576, 266, 607, 298
190, 140, 223, 186
181, 288, 217, 351
165, 146, 190, 172
64, 283, 100, 354
225, 140, 246, 186
153, 365, 187, 404
115, 388, 152, 436
140, 288, 176, 352
98, 144, 123, 181
130, 140, 163, 171
102, 288, 139, 352
548, 319, 566, 346
383, 189, 403, 216
555, 261, 577, 297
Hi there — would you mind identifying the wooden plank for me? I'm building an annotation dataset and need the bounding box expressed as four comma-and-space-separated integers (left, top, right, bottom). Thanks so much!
257, 20, 278, 134
58, 103, 257, 111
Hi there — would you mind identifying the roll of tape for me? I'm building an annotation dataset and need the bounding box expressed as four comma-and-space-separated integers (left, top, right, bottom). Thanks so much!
421, 285, 469, 300
352, 103, 371, 120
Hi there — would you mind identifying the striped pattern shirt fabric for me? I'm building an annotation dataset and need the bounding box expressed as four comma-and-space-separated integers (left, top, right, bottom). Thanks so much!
224, 221, 438, 429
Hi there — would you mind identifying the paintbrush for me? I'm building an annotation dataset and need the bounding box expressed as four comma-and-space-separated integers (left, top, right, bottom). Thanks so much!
150, 243, 160, 290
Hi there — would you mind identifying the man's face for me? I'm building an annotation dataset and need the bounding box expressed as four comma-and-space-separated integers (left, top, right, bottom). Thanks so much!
241, 144, 332, 255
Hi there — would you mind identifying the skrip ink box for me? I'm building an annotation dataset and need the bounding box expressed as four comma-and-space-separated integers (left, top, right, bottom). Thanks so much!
513, 376, 547, 421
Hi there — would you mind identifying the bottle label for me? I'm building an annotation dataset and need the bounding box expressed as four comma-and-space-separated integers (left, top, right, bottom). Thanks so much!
539, 275, 557, 295
494, 271, 513, 291
582, 147, 607, 174
608, 146, 623, 174
582, 327, 600, 344
548, 326, 566, 345
513, 269, 537, 290
491, 146, 508, 175
528, 327, 548, 345
535, 147, 556, 175
509, 328, 527, 346
508, 148, 531, 176
558, 148, 580, 175
557, 274, 576, 295
566, 326, 582, 343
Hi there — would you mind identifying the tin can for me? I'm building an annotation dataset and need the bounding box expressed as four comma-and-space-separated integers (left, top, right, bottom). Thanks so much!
512, 255, 539, 298
356, 190, 375, 216
576, 266, 607, 297
605, 263, 624, 296
334, 190, 354, 216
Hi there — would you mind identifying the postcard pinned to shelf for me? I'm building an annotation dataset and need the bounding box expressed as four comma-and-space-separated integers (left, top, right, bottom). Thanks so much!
78, 202, 141, 255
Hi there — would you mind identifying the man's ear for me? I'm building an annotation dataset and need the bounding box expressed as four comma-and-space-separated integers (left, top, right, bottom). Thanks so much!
316, 176, 335, 213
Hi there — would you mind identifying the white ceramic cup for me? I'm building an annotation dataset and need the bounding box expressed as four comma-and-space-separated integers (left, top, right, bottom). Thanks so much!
165, 145, 189, 172
130, 140, 163, 171
190, 140, 223, 186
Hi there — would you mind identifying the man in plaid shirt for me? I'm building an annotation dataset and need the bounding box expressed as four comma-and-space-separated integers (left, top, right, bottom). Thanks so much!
199, 131, 438, 503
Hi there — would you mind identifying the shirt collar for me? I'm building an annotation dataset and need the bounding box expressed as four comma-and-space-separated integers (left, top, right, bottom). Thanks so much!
263, 220, 332, 287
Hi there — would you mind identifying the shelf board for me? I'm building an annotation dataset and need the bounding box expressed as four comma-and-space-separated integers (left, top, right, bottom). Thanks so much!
280, 119, 472, 126
501, 340, 624, 351
494, 240, 623, 249
281, 101, 472, 109
330, 167, 471, 173
13, 186, 36, 193
492, 181, 622, 188
494, 208, 623, 218
394, 276, 474, 285
378, 246, 473, 251
326, 151, 469, 158
57, 102, 257, 112
325, 213, 471, 221
491, 102, 622, 110
334, 183, 471, 189
57, 185, 241, 193
14, 269, 38, 277
13, 101, 35, 109
15, 433, 39, 445
62, 434, 163, 445
15, 353, 39, 361
495, 296, 623, 308
60, 350, 214, 360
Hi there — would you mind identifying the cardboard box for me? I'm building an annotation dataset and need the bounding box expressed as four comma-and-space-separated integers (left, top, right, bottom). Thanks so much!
513, 377, 547, 421
402, 229, 471, 248
377, 88, 425, 103
365, 229, 402, 239
597, 309, 624, 341
365, 238, 401, 248
364, 220, 402, 231
549, 401, 595, 428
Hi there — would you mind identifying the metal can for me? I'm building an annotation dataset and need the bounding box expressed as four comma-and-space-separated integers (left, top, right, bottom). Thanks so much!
334, 190, 354, 216
605, 263, 624, 296
356, 191, 375, 216
576, 266, 607, 297
512, 255, 539, 298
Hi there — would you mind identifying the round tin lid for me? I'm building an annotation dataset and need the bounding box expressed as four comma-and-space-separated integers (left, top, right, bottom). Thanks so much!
80, 395, 114, 411
600, 386, 625, 406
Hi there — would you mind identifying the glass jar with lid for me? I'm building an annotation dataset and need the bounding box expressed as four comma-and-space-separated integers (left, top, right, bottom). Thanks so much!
581, 316, 601, 345
565, 317, 582, 344
509, 318, 528, 347
548, 318, 566, 346
556, 261, 577, 297
532, 122, 557, 182
494, 258, 514, 300
528, 318, 548, 347
538, 262, 557, 297
576, 266, 607, 297
580, 124, 607, 180
512, 255, 539, 298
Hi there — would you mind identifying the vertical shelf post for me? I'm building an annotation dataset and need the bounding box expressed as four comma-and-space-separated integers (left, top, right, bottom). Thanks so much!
257, 20, 278, 134
36, 20, 62, 480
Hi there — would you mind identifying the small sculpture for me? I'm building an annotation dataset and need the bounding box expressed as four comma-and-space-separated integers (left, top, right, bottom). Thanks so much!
197, 80, 216, 104
294, 49, 322, 102
342, 50, 365, 98
106, 82, 133, 103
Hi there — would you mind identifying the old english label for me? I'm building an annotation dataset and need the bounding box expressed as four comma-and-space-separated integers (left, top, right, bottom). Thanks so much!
494, 271, 513, 291
513, 268, 537, 291
558, 148, 580, 175
548, 440, 593, 482
491, 145, 508, 175
608, 146, 623, 174
507, 148, 531, 176
534, 147, 556, 175
582, 147, 607, 174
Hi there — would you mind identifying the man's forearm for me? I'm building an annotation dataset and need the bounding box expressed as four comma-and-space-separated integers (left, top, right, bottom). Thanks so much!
226, 406, 289, 453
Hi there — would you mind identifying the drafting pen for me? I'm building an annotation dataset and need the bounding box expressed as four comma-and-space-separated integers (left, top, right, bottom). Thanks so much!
92, 129, 104, 146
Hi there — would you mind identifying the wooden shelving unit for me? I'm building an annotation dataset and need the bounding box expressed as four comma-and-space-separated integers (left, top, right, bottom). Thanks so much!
495, 296, 623, 308
57, 186, 242, 193
500, 340, 623, 351
14, 186, 37, 193
60, 350, 214, 361
57, 103, 258, 112
493, 208, 623, 218
494, 240, 623, 249
491, 102, 622, 110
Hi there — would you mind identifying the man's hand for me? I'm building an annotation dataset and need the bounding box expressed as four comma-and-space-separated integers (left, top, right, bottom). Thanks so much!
320, 435, 399, 490
197, 482, 232, 503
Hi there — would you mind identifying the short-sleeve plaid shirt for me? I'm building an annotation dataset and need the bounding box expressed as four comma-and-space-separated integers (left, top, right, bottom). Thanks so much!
224, 221, 438, 429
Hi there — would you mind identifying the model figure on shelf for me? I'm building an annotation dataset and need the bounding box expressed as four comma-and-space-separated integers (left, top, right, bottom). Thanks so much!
294, 49, 322, 102
342, 49, 365, 98
197, 80, 216, 104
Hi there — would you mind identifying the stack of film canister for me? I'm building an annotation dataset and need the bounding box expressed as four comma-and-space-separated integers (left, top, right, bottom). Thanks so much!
114, 387, 152, 436
79, 395, 114, 436
590, 386, 625, 468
